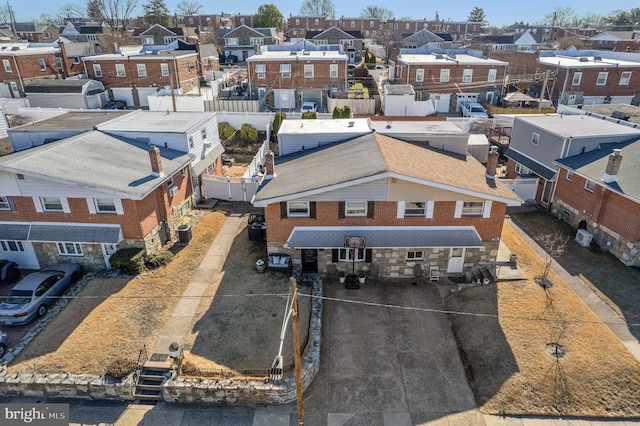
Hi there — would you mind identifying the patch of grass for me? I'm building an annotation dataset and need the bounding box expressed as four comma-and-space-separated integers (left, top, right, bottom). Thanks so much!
446, 221, 640, 417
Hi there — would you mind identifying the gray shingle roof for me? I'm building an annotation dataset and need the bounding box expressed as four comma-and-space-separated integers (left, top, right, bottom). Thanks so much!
287, 226, 483, 248
505, 148, 557, 181
28, 224, 121, 243
0, 224, 30, 240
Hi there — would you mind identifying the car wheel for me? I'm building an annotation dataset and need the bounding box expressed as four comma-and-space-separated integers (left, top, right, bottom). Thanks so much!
6, 267, 20, 283
0, 343, 5, 357
37, 305, 47, 317
71, 272, 80, 283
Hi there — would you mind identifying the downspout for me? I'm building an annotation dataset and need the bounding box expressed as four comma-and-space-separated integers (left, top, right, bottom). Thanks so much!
82, 58, 88, 79
173, 57, 179, 93
11, 55, 24, 95
559, 63, 569, 105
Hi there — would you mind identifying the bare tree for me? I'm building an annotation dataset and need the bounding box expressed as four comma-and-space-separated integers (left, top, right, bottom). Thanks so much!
544, 6, 577, 27
59, 3, 86, 19
299, 0, 336, 19
360, 6, 393, 21
375, 30, 404, 65
0, 5, 11, 24
100, 0, 138, 33
175, 0, 202, 16
536, 227, 570, 290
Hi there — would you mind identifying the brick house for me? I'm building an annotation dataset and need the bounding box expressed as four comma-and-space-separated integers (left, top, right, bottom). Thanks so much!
537, 50, 640, 106
0, 132, 193, 271
219, 25, 280, 62
305, 27, 363, 63
392, 46, 508, 113
551, 139, 640, 266
383, 19, 482, 42
504, 114, 640, 205
0, 43, 66, 98
246, 42, 348, 110
133, 24, 186, 45
585, 31, 638, 51
286, 16, 332, 42
252, 132, 521, 277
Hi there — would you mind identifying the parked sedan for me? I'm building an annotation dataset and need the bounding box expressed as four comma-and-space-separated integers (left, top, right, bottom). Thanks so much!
0, 259, 20, 284
0, 263, 82, 325
102, 100, 127, 110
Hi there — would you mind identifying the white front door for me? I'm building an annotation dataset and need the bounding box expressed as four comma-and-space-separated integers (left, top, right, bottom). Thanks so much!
447, 247, 466, 274
0, 240, 39, 269
102, 243, 118, 270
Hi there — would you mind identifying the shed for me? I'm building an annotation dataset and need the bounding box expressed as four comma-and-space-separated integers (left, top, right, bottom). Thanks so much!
23, 78, 107, 109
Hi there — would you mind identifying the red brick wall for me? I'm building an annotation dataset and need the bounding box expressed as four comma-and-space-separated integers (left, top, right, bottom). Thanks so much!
248, 59, 347, 89
0, 53, 63, 82
394, 62, 506, 92
264, 200, 506, 243
541, 63, 640, 99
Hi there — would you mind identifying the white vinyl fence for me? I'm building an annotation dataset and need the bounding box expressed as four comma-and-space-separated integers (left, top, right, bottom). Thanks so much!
503, 177, 539, 202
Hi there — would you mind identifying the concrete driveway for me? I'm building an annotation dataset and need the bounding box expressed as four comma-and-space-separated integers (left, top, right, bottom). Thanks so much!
302, 279, 483, 425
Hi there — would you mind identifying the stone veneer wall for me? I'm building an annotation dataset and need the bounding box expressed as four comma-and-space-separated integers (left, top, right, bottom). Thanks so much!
33, 243, 107, 271
551, 200, 639, 266
267, 243, 500, 278
0, 274, 323, 405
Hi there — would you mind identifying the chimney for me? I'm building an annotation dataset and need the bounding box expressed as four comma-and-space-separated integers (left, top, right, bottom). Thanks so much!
264, 150, 276, 180
602, 149, 622, 183
486, 145, 499, 179
149, 145, 164, 177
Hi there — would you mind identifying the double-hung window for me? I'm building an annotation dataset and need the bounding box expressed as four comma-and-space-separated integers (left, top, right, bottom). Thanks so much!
255, 64, 265, 79
461, 201, 484, 216
440, 69, 450, 83
488, 69, 497, 82
3, 59, 11, 72
462, 69, 473, 83
93, 64, 102, 77
95, 198, 117, 213
338, 248, 365, 261
38, 58, 46, 71
572, 72, 582, 86
619, 71, 631, 86
304, 64, 314, 78
137, 64, 147, 77
416, 69, 424, 83
0, 240, 23, 252
596, 72, 608, 86
41, 197, 63, 212
345, 201, 367, 217
287, 201, 309, 217
280, 64, 291, 78
115, 63, 126, 77
404, 202, 426, 216
0, 196, 9, 210
531, 132, 540, 146
585, 180, 596, 192
161, 63, 170, 77
330, 64, 338, 78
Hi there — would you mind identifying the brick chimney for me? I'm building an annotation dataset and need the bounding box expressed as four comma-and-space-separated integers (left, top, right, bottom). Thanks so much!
264, 150, 276, 180
149, 145, 164, 177
486, 145, 499, 179
602, 149, 622, 183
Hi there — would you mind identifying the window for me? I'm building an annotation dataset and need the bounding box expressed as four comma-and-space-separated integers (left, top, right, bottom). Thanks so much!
345, 201, 367, 217
462, 69, 473, 83
304, 64, 314, 78
255, 64, 265, 78
585, 179, 596, 192
167, 176, 175, 188
55, 57, 63, 70
351, 21, 355, 28
407, 251, 424, 260
280, 64, 291, 78
330, 64, 338, 78
488, 69, 497, 82
95, 198, 116, 213
141, 36, 154, 45
405, 23, 410, 29
73, 57, 80, 64
160, 63, 170, 77
93, 64, 102, 77
338, 248, 365, 262
287, 201, 309, 217
41, 197, 63, 212
3, 59, 11, 72
44, 32, 51, 38
315, 18, 320, 25
57, 242, 82, 256
225, 38, 239, 45
561, 208, 575, 222
440, 69, 450, 83
370, 21, 374, 27
596, 72, 608, 86
87, 34, 98, 42
461, 201, 484, 216
572, 72, 582, 86
0, 196, 9, 210
566, 171, 573, 181
137, 64, 147, 77
163, 36, 177, 44
300, 29, 304, 34
201, 128, 207, 140
515, 163, 530, 175
115, 63, 126, 77
416, 68, 424, 83
250, 37, 263, 45
404, 202, 426, 217
295, 19, 300, 25
531, 132, 540, 146
187, 62, 193, 74
0, 240, 24, 252
292, 29, 297, 36
188, 136, 194, 149
619, 71, 631, 86
37, 58, 46, 71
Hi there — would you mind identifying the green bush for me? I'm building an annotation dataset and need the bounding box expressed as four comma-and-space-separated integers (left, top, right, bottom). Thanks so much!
105, 357, 136, 380
147, 250, 174, 268
218, 121, 236, 140
333, 106, 351, 119
301, 111, 317, 119
108, 248, 147, 274
240, 123, 259, 141
272, 112, 286, 135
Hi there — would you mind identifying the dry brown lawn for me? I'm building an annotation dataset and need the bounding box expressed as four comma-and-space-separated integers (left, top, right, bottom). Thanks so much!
446, 221, 640, 417
8, 211, 227, 376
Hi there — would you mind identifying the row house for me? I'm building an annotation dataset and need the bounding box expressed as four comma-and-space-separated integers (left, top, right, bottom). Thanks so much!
286, 16, 332, 41
219, 25, 280, 62
133, 24, 186, 45
506, 24, 598, 44
473, 32, 541, 52
82, 43, 202, 107
252, 131, 520, 278
306, 27, 363, 63
383, 20, 482, 42
59, 21, 108, 43
586, 31, 639, 51
172, 13, 233, 32
246, 42, 348, 110
0, 132, 194, 271
392, 47, 508, 113
537, 49, 640, 106
0, 43, 66, 98
12, 23, 50, 42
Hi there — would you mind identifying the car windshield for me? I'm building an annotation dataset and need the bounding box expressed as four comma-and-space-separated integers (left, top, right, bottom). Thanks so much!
4, 290, 32, 305
471, 107, 484, 112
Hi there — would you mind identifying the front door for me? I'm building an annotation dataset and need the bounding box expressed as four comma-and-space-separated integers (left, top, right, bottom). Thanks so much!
301, 249, 317, 274
102, 243, 118, 270
447, 247, 465, 274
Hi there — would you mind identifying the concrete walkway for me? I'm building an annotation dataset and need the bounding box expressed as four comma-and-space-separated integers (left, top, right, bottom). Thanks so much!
149, 202, 249, 362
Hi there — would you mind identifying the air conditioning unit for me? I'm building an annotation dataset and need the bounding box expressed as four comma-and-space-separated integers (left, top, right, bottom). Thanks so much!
574, 229, 592, 248
203, 140, 211, 148
169, 185, 179, 197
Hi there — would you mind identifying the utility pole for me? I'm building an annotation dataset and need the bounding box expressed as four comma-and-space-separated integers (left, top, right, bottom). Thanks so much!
538, 70, 550, 113
7, 1, 16, 39
169, 65, 177, 112
290, 277, 304, 426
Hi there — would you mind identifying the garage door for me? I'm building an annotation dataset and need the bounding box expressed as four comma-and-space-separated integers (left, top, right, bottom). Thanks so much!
137, 88, 159, 107
0, 240, 40, 269
110, 88, 135, 108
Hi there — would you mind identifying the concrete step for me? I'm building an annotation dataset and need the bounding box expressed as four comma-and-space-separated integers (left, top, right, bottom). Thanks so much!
133, 389, 163, 401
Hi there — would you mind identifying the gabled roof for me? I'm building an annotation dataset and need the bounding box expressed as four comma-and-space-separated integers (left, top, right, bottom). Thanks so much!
504, 148, 557, 181
308, 27, 358, 40
0, 131, 192, 199
135, 24, 183, 36
14, 23, 38, 33
403, 29, 444, 44
222, 24, 267, 38
254, 132, 520, 206
555, 139, 640, 202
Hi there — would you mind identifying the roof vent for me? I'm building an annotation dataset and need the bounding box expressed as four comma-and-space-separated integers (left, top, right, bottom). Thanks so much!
579, 57, 589, 62
434, 54, 443, 59
593, 56, 602, 61
303, 51, 310, 55
348, 121, 354, 127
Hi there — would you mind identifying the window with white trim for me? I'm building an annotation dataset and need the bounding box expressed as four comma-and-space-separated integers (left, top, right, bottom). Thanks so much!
255, 64, 265, 78
295, 19, 300, 25
572, 72, 582, 86
161, 63, 170, 77
3, 59, 11, 72
585, 179, 596, 192
225, 37, 239, 45
41, 197, 63, 212
566, 171, 573, 181
596, 72, 608, 86
0, 240, 24, 252
406, 251, 424, 260
315, 18, 320, 25
280, 63, 291, 78
141, 36, 154, 44
250, 37, 264, 45
488, 69, 497, 82
93, 64, 102, 77
115, 63, 126, 77
338, 248, 365, 262
416, 68, 424, 83
287, 201, 309, 217
304, 64, 314, 78
404, 201, 426, 217
531, 132, 540, 146
137, 64, 147, 77
0, 196, 9, 210
461, 201, 484, 216
95, 198, 117, 213
515, 163, 530, 175
440, 69, 450, 83
57, 242, 83, 256
38, 58, 46, 71
619, 71, 631, 86
462, 68, 473, 83
163, 36, 177, 44
188, 136, 194, 149
55, 57, 63, 70
345, 201, 367, 217
330, 64, 338, 78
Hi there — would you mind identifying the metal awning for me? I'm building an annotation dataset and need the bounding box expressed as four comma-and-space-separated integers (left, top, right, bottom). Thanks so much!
192, 144, 225, 177
287, 226, 483, 249
28, 224, 122, 244
504, 148, 557, 181
0, 224, 30, 241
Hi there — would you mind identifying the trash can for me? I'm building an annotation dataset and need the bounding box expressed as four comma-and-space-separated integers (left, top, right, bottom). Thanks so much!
176, 224, 192, 245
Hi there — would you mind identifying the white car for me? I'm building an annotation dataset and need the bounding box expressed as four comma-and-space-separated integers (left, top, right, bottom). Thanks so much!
300, 102, 318, 113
